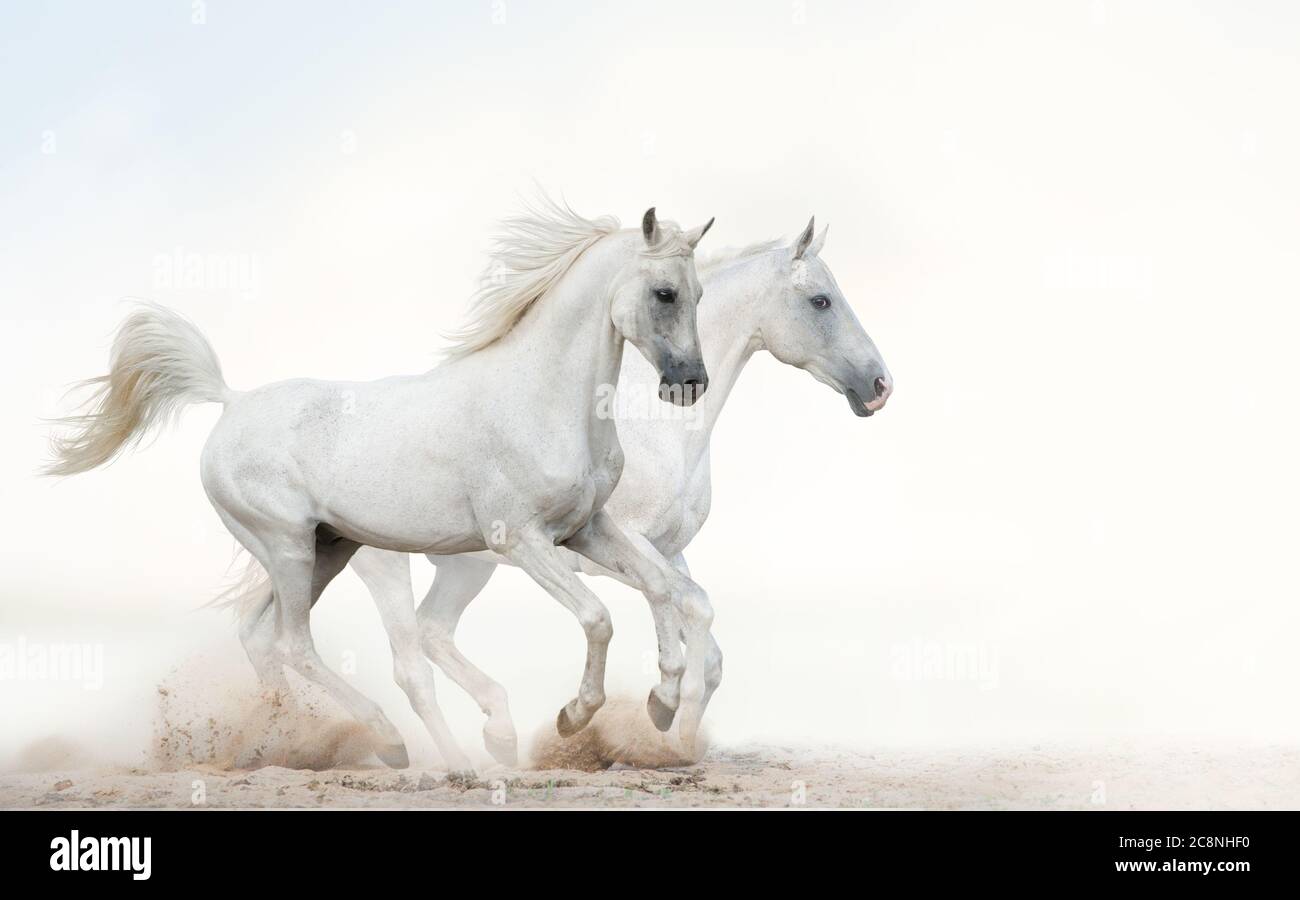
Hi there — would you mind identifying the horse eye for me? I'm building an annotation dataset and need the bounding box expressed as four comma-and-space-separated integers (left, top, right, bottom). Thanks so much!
809, 294, 831, 310
655, 288, 677, 303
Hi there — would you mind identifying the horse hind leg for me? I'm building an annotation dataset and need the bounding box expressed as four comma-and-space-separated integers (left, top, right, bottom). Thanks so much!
211, 515, 290, 699
238, 589, 289, 697
418, 555, 518, 766
268, 530, 411, 768
349, 548, 497, 771
356, 556, 476, 776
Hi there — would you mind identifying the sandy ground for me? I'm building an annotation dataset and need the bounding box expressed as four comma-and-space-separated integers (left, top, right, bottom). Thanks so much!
5, 739, 1298, 810
4, 682, 1296, 810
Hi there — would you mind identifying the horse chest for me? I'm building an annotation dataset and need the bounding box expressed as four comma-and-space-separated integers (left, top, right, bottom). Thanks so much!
532, 442, 623, 539
624, 455, 711, 556
656, 480, 711, 555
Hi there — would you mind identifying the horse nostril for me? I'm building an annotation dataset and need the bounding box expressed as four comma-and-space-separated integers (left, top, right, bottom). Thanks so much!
874, 376, 889, 398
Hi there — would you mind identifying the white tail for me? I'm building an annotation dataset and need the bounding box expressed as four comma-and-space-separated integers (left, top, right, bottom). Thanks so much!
206, 550, 273, 620
44, 302, 233, 476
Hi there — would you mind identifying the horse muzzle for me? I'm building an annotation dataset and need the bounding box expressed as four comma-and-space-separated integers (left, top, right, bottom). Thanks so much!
658, 363, 709, 407
846, 375, 892, 417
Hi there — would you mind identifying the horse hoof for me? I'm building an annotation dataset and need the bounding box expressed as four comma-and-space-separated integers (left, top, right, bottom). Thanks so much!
484, 730, 518, 767
677, 720, 702, 760
646, 689, 677, 732
555, 704, 585, 738
375, 742, 410, 769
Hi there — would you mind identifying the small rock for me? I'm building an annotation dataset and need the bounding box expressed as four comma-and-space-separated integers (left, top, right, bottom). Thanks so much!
53, 780, 74, 792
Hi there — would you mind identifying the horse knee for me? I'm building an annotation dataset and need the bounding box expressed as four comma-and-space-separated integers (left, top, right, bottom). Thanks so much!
580, 606, 613, 644
643, 569, 672, 609
660, 651, 685, 680
677, 583, 713, 630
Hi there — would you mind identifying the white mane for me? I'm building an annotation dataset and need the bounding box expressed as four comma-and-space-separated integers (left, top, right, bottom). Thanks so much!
441, 196, 621, 359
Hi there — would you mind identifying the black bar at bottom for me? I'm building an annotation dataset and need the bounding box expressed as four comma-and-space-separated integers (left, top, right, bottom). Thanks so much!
0, 810, 1287, 886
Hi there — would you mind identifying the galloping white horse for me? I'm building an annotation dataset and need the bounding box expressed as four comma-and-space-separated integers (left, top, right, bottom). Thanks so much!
336, 217, 893, 762
47, 199, 717, 773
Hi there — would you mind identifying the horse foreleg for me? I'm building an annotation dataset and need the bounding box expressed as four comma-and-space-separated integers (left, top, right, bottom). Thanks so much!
504, 534, 613, 737
670, 553, 723, 726
565, 511, 715, 753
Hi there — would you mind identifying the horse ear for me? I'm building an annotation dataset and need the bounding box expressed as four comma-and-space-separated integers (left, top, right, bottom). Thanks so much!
683, 217, 715, 249
642, 207, 660, 246
807, 223, 829, 258
791, 216, 816, 260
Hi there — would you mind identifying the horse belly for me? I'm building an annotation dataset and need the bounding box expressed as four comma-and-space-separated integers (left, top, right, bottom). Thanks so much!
317, 462, 482, 554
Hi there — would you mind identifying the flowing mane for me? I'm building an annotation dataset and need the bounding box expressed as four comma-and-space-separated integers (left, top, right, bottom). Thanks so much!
441, 196, 621, 359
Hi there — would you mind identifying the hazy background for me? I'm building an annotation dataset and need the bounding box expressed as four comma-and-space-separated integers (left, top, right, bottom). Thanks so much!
3, 0, 1299, 768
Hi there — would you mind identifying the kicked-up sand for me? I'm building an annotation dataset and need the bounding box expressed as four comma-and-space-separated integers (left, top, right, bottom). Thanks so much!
3, 691, 1297, 809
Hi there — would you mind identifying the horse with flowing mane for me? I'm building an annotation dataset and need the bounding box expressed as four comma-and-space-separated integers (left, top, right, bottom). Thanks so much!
338, 216, 894, 761
46, 196, 717, 773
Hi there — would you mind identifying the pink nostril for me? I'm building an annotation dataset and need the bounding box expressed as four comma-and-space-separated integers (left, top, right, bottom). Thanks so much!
874, 376, 890, 399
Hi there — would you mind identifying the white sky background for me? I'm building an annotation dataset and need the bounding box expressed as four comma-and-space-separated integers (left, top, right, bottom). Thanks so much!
2, 1, 1299, 766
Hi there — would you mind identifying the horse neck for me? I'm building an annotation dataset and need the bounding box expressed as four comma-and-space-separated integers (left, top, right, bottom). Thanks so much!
493, 235, 628, 422
681, 254, 771, 457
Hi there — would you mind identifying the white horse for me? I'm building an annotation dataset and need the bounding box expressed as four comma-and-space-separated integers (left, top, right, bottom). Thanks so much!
47, 199, 717, 774
339, 217, 893, 763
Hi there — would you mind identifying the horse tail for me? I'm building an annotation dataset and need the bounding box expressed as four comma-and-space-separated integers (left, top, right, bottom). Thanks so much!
43, 302, 236, 476
205, 550, 274, 622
